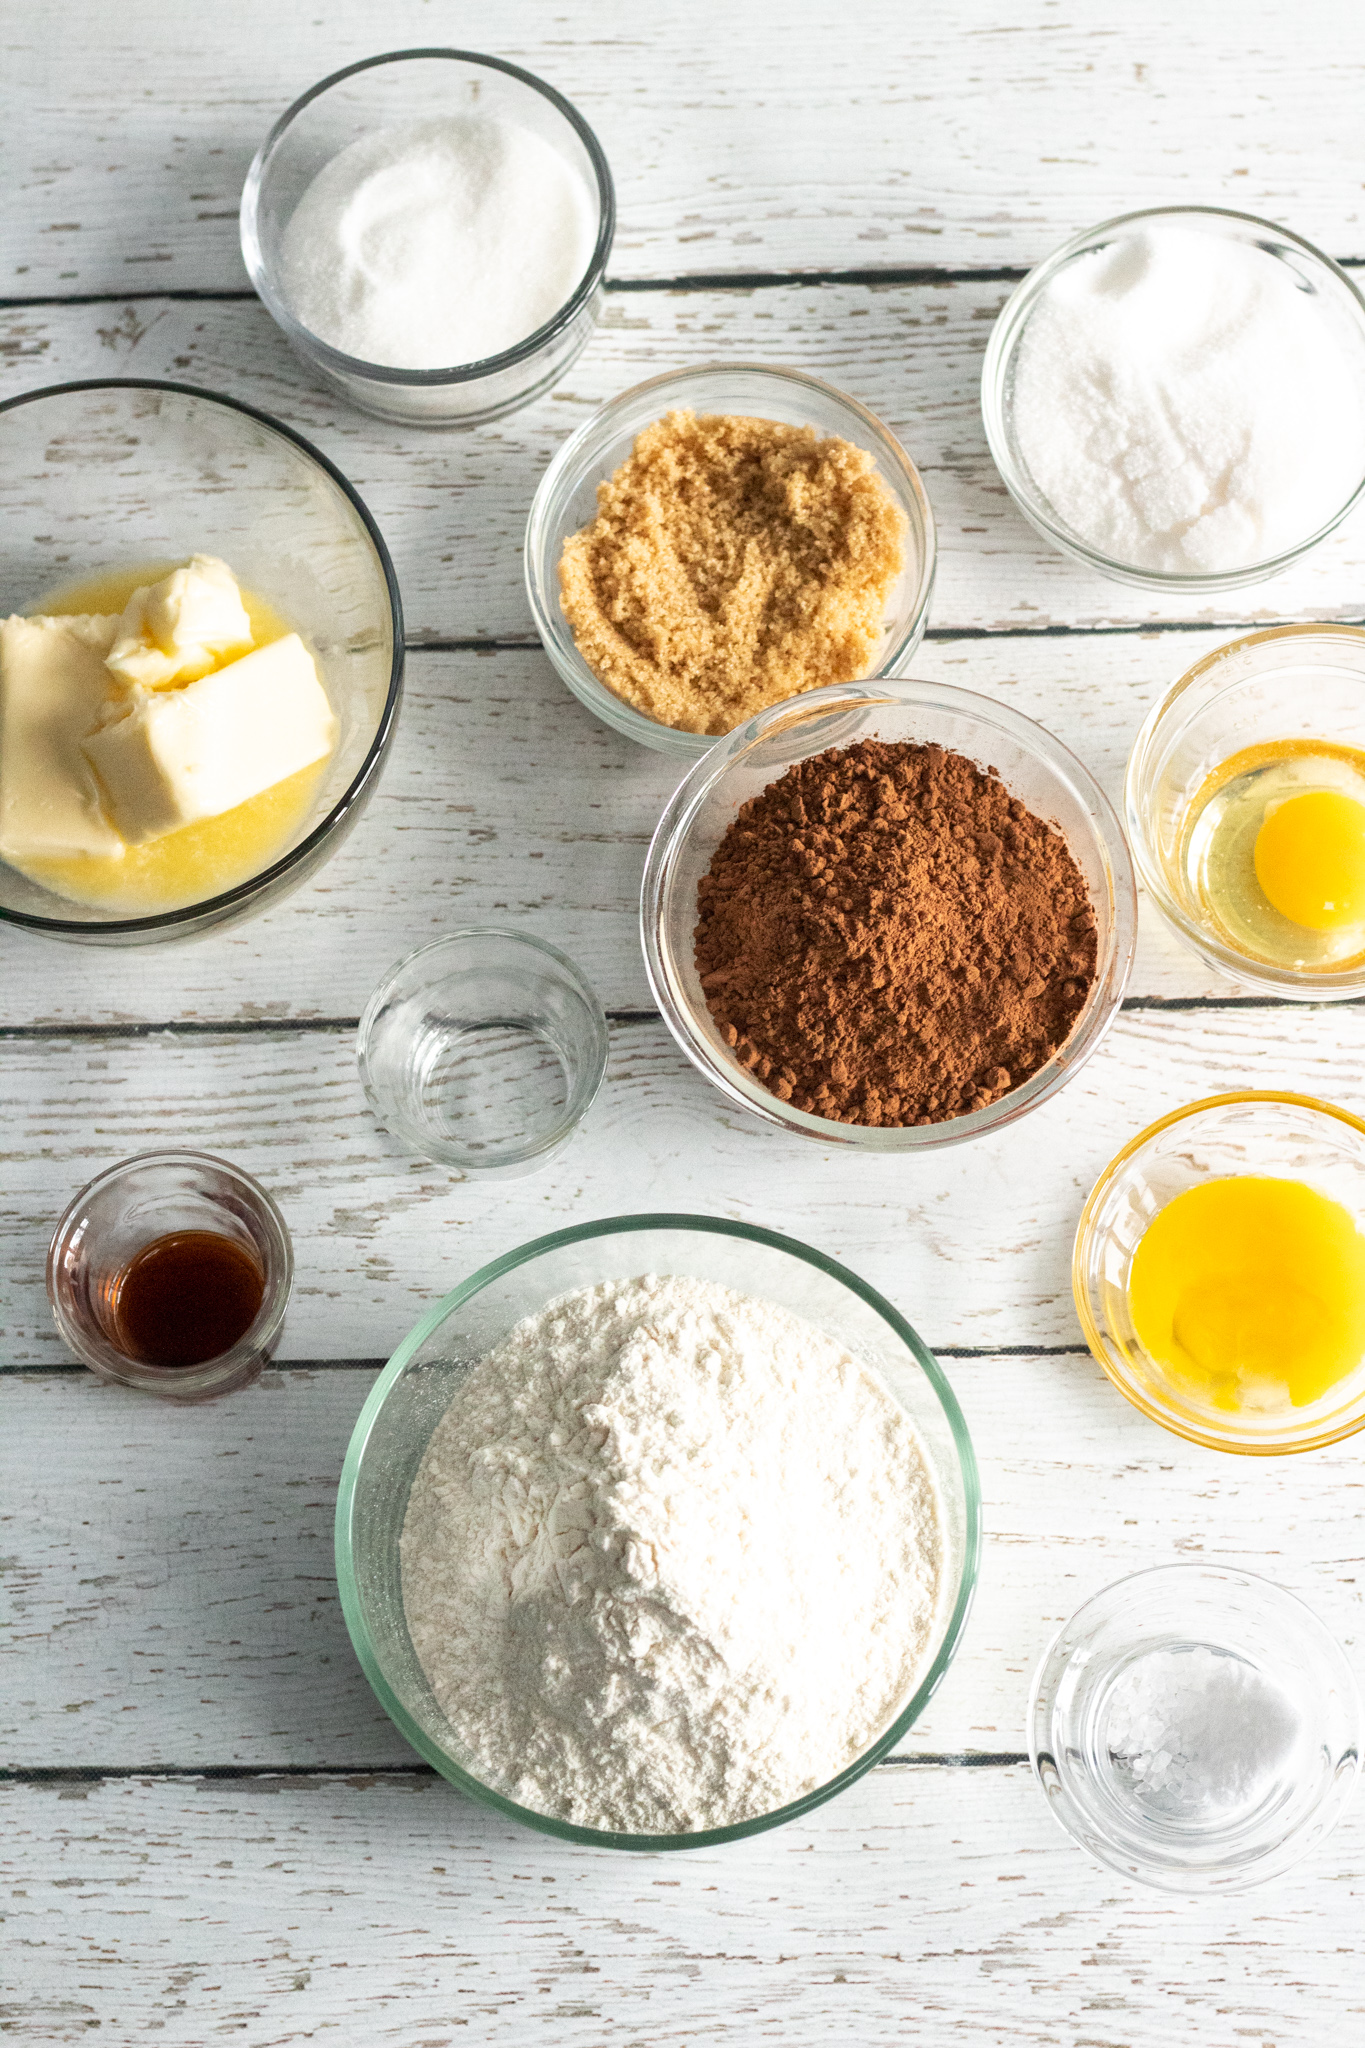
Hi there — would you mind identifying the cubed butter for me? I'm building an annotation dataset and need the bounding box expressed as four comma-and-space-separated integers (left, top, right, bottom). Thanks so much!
105, 554, 253, 690
0, 613, 127, 859
83, 633, 337, 843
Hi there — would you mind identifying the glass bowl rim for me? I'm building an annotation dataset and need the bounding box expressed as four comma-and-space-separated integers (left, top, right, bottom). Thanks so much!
333, 1208, 983, 1851
1124, 622, 1365, 999
980, 203, 1365, 591
240, 46, 617, 387
639, 676, 1138, 1151
1072, 1087, 1365, 1455
0, 375, 405, 939
355, 925, 611, 1168
1027, 1559, 1363, 1892
523, 359, 939, 757
46, 1144, 295, 1391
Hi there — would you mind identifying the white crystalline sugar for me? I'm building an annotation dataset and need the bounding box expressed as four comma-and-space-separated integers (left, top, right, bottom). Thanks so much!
1103, 1644, 1302, 1819
277, 113, 597, 370
1010, 225, 1365, 574
399, 1273, 946, 1834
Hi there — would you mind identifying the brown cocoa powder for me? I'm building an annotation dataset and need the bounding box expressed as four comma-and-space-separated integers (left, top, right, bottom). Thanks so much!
693, 739, 1098, 1126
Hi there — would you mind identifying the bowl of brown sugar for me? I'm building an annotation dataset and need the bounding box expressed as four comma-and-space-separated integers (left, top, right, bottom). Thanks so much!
641, 681, 1137, 1148
525, 364, 936, 758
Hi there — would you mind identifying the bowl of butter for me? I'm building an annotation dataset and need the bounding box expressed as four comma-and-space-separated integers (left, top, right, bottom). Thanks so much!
0, 379, 403, 944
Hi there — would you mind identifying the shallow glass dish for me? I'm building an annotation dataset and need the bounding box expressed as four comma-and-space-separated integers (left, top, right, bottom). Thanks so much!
641, 681, 1137, 1150
1029, 1565, 1361, 1892
524, 363, 937, 758
982, 205, 1365, 592
0, 379, 403, 947
335, 1213, 981, 1850
241, 49, 615, 427
1126, 624, 1365, 997
1074, 1090, 1365, 1454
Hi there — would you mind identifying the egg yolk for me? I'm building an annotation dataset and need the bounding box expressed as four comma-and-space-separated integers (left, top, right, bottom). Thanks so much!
1253, 789, 1365, 931
1127, 1176, 1365, 1412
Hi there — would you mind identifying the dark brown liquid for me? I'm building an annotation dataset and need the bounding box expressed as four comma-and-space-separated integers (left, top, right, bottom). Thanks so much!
111, 1230, 266, 1369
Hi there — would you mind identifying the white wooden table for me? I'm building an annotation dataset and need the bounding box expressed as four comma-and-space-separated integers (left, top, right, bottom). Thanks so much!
6, 4, 1365, 2040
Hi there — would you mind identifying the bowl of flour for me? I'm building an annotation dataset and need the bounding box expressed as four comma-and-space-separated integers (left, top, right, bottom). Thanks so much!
335, 1214, 980, 1848
982, 206, 1365, 591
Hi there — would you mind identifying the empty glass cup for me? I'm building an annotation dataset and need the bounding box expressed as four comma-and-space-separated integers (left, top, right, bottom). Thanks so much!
47, 1150, 293, 1402
357, 930, 608, 1175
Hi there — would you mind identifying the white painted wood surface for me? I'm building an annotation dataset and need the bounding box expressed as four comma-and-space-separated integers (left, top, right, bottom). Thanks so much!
7, 5, 1365, 2042
6, 290, 1364, 641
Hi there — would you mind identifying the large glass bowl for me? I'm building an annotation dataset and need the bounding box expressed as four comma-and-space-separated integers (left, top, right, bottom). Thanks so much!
0, 379, 403, 946
241, 49, 615, 428
981, 206, 1365, 592
641, 681, 1137, 1150
525, 363, 937, 758
334, 1213, 981, 1851
1074, 1091, 1365, 1455
1125, 624, 1365, 998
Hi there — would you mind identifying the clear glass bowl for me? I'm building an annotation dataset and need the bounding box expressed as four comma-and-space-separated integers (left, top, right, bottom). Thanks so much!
641, 681, 1137, 1150
981, 205, 1365, 592
0, 379, 403, 946
334, 1213, 981, 1850
524, 363, 937, 758
1029, 1565, 1361, 1892
241, 50, 615, 428
1074, 1090, 1365, 1453
1126, 624, 1365, 997
357, 929, 608, 1176
47, 1149, 293, 1402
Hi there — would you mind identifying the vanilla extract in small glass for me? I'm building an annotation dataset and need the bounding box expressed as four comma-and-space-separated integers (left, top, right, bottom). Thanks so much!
110, 1230, 266, 1368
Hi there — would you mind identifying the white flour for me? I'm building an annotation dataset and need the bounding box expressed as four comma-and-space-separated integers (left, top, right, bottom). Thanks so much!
400, 1273, 945, 1833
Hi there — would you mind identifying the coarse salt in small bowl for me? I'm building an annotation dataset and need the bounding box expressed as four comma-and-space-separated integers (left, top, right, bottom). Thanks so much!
641, 680, 1136, 1149
525, 363, 937, 758
982, 205, 1365, 592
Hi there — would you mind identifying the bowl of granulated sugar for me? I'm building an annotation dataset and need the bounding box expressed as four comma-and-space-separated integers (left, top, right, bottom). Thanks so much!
642, 679, 1136, 1150
335, 1213, 980, 1849
983, 206, 1365, 591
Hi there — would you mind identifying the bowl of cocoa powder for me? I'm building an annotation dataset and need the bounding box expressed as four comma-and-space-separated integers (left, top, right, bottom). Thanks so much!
525, 364, 936, 758
641, 681, 1137, 1147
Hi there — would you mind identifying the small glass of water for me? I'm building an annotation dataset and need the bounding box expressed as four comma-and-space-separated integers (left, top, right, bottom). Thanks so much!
357, 929, 609, 1176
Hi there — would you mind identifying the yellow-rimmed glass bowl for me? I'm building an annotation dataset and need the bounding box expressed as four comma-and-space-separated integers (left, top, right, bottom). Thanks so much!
1074, 1091, 1365, 1454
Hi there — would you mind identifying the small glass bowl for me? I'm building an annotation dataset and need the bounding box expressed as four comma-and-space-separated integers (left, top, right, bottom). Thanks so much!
357, 929, 608, 1176
0, 379, 403, 947
334, 1212, 981, 1849
1029, 1565, 1361, 1893
524, 363, 937, 758
641, 680, 1137, 1150
1126, 624, 1365, 998
47, 1150, 293, 1402
241, 50, 615, 428
1074, 1090, 1365, 1454
982, 205, 1365, 592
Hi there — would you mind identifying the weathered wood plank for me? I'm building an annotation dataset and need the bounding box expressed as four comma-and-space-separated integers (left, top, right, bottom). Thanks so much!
5, 1007, 1365, 1368
4, 1361, 1362, 1769
0, 636, 1323, 1030
6, 0, 1365, 292
5, 1764, 1363, 2047
6, 289, 1365, 642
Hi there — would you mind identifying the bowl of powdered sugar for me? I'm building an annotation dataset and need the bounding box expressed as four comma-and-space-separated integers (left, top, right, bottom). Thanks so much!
241, 50, 614, 427
335, 1214, 979, 1847
983, 206, 1365, 589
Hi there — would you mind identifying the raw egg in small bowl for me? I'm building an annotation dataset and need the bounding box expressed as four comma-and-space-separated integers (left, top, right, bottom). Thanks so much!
1126, 624, 1365, 998
1074, 1092, 1365, 1454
